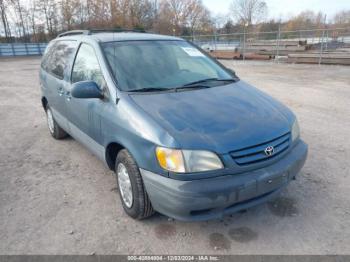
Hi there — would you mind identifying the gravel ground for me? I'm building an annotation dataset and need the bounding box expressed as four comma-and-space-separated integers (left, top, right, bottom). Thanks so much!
0, 57, 349, 255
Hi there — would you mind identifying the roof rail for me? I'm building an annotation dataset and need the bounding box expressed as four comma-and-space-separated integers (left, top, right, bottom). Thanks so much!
58, 30, 89, 38
58, 28, 147, 38
88, 28, 147, 34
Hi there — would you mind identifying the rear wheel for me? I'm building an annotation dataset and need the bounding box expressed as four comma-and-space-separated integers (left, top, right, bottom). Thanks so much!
115, 149, 154, 219
46, 105, 68, 139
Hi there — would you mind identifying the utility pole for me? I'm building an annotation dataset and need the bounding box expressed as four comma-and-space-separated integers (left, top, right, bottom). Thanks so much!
154, 0, 158, 33
318, 14, 327, 66
275, 21, 281, 63
243, 22, 248, 61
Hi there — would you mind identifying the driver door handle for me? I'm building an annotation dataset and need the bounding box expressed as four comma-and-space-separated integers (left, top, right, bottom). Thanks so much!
65, 91, 72, 101
57, 87, 64, 96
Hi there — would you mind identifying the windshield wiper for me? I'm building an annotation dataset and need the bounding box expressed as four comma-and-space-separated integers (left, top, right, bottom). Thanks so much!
128, 78, 236, 93
128, 87, 170, 92
129, 85, 210, 93
173, 85, 211, 91
183, 78, 236, 87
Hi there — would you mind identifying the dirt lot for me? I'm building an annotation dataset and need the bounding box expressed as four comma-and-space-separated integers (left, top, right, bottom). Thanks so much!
0, 57, 349, 255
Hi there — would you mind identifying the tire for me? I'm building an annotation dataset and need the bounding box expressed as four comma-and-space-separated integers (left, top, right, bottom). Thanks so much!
45, 105, 68, 140
115, 149, 154, 219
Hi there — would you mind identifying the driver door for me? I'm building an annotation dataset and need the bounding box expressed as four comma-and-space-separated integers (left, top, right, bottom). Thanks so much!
65, 43, 108, 159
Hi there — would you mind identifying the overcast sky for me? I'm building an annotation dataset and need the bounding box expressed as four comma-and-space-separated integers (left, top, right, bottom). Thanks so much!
203, 0, 350, 21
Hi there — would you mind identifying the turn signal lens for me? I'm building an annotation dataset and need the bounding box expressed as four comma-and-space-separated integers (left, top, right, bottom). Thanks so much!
156, 147, 224, 173
156, 147, 185, 173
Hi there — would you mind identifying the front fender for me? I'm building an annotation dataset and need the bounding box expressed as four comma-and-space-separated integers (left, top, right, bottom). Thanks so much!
101, 94, 178, 176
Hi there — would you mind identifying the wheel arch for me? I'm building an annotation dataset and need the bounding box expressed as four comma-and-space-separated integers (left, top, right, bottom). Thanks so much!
41, 96, 48, 111
105, 137, 166, 176
105, 141, 126, 170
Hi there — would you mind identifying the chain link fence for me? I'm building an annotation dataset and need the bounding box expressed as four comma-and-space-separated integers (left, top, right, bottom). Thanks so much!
1, 28, 350, 65
184, 27, 350, 65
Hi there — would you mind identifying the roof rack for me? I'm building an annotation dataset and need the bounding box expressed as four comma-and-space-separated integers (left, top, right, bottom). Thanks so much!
57, 28, 146, 38
57, 30, 89, 37
89, 28, 146, 34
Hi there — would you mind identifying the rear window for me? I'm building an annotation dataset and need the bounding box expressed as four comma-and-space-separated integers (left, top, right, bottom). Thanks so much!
42, 40, 77, 79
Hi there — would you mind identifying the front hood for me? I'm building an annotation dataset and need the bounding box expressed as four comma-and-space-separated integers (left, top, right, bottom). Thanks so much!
130, 81, 292, 154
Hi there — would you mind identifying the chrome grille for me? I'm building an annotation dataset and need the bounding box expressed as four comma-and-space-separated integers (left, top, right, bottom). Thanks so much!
230, 133, 290, 166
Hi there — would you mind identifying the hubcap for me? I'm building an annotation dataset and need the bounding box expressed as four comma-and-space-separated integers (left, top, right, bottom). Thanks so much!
117, 163, 133, 208
47, 108, 54, 134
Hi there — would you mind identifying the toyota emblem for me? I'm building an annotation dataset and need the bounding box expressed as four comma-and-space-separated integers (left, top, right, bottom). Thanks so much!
264, 146, 274, 156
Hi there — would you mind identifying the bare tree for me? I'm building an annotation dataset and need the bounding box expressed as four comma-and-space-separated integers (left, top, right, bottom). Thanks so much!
1, 0, 212, 41
60, 0, 81, 30
230, 0, 267, 25
10, 0, 28, 40
152, 0, 159, 30
187, 0, 209, 36
284, 11, 326, 31
74, 0, 89, 28
333, 10, 350, 26
129, 0, 155, 29
85, 0, 111, 28
37, 0, 59, 38
26, 0, 38, 41
0, 0, 12, 41
160, 0, 192, 34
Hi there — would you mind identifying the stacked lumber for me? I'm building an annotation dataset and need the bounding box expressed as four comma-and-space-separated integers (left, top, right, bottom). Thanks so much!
249, 40, 307, 46
208, 50, 241, 59
238, 40, 310, 56
242, 53, 271, 60
287, 53, 350, 65
206, 40, 350, 65
208, 50, 270, 60
335, 48, 350, 53
239, 46, 307, 56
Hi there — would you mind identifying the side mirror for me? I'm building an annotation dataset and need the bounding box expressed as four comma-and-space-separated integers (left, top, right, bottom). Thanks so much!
71, 81, 103, 99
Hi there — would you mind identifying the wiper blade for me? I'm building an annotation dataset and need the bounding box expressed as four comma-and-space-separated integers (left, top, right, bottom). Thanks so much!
130, 85, 210, 93
183, 78, 236, 87
129, 87, 170, 92
128, 78, 236, 93
183, 78, 218, 86
174, 85, 211, 91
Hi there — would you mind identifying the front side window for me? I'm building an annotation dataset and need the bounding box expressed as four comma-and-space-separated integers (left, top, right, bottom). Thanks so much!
71, 43, 105, 88
102, 40, 233, 91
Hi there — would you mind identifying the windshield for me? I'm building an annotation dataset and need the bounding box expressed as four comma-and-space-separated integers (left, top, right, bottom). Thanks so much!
102, 40, 234, 91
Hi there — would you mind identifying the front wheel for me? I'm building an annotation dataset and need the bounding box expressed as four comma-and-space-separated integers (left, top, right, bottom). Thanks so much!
115, 149, 154, 219
46, 105, 68, 139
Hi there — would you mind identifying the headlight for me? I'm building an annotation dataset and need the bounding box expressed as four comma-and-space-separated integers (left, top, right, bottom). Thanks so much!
182, 150, 224, 172
291, 119, 300, 142
156, 147, 185, 173
156, 147, 223, 173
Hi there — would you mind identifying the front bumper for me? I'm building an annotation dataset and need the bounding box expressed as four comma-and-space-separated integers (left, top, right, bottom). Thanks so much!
141, 140, 308, 221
